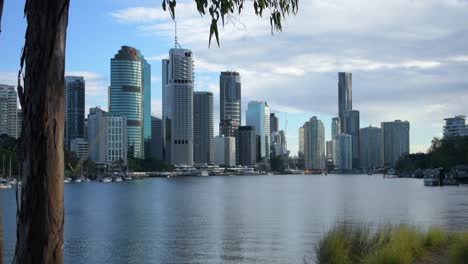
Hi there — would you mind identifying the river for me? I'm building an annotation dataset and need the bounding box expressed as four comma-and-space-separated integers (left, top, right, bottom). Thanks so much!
2, 174, 468, 263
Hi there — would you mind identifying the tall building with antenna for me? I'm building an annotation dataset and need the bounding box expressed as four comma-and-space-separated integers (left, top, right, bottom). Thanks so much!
162, 26, 195, 165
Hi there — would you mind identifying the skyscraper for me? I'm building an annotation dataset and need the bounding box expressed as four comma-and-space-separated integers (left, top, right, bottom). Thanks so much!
270, 113, 279, 134
220, 71, 241, 137
151, 116, 163, 160
246, 101, 270, 161
303, 116, 325, 170
109, 46, 150, 158
0, 84, 18, 138
142, 59, 152, 158
298, 126, 305, 158
64, 76, 85, 148
381, 120, 410, 167
333, 133, 352, 170
236, 126, 256, 167
332, 117, 340, 139
342, 110, 360, 168
360, 125, 381, 169
193, 91, 214, 164
338, 72, 352, 121
162, 48, 194, 165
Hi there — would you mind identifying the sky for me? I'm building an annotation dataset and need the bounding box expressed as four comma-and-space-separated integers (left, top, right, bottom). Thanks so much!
1, 0, 468, 156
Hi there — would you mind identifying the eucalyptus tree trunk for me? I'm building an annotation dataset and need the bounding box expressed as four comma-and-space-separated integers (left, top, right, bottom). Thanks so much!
15, 0, 70, 263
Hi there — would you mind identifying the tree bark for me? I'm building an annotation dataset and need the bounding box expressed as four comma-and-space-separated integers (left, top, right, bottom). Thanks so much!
15, 0, 69, 263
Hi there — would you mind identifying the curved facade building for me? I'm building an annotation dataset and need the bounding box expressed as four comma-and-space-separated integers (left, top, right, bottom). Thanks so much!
110, 46, 150, 158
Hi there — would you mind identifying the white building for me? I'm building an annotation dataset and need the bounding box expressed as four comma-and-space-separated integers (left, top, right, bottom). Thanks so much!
162, 48, 194, 165
87, 107, 128, 165
381, 120, 410, 167
303, 116, 326, 170
70, 138, 88, 161
0, 84, 19, 138
214, 135, 236, 167
333, 133, 352, 170
246, 101, 270, 161
443, 115, 468, 137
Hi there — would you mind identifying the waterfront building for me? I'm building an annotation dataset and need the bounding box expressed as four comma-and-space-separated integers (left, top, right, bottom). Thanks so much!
236, 126, 256, 167
360, 125, 381, 169
214, 135, 236, 167
151, 116, 163, 160
303, 116, 326, 170
342, 110, 360, 168
246, 101, 270, 161
109, 46, 150, 158
70, 138, 88, 161
381, 120, 410, 167
162, 48, 194, 165
64, 76, 85, 148
194, 91, 214, 164
333, 133, 352, 170
326, 140, 333, 160
270, 113, 278, 134
338, 72, 352, 121
219, 71, 241, 137
443, 115, 468, 137
0, 84, 19, 138
87, 107, 128, 165
332, 117, 340, 139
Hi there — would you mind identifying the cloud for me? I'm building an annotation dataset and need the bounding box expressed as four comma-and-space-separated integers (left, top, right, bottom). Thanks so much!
151, 99, 162, 117
109, 0, 468, 154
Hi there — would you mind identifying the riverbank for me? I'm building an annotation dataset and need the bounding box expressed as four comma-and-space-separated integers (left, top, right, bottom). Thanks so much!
315, 224, 468, 264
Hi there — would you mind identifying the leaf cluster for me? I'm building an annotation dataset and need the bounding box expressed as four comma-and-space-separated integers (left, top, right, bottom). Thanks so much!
161, 0, 298, 47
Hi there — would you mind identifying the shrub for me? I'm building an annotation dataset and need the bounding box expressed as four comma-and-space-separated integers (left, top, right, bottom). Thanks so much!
448, 232, 468, 264
424, 228, 449, 249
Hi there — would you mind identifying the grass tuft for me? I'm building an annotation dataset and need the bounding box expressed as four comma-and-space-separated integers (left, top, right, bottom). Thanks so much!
448, 232, 468, 264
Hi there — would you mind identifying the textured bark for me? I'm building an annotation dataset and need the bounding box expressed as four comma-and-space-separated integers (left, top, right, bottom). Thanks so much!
15, 0, 70, 263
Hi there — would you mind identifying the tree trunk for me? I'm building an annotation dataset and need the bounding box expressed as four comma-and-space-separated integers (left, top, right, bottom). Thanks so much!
15, 0, 69, 263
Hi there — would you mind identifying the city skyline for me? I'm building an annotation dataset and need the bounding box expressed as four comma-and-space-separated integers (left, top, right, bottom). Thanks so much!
1, 0, 468, 156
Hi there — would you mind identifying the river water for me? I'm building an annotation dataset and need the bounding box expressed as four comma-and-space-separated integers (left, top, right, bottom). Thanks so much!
2, 174, 468, 263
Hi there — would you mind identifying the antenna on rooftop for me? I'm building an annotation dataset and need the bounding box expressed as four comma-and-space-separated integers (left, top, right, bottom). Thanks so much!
174, 20, 181, 48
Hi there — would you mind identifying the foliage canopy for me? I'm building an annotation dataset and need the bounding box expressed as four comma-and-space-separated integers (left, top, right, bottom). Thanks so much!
161, 0, 299, 46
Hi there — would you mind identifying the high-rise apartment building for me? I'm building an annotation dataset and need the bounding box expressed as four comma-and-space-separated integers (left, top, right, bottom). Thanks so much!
303, 116, 325, 170
214, 135, 236, 167
151, 116, 163, 160
338, 72, 352, 121
87, 107, 128, 165
246, 101, 270, 161
443, 115, 468, 137
64, 76, 85, 148
162, 48, 194, 165
194, 91, 214, 164
342, 110, 360, 168
298, 126, 305, 158
332, 117, 340, 139
70, 138, 88, 161
333, 133, 352, 170
109, 46, 150, 158
359, 126, 381, 169
219, 71, 241, 137
381, 120, 410, 167
0, 84, 18, 138
270, 113, 279, 134
236, 126, 256, 167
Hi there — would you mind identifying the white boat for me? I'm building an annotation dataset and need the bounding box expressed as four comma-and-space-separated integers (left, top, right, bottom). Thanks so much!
424, 169, 441, 186
0, 182, 12, 189
101, 177, 112, 183
73, 178, 82, 183
114, 177, 123, 182
85, 178, 91, 182
64, 178, 71, 183
198, 170, 209, 177
123, 176, 133, 181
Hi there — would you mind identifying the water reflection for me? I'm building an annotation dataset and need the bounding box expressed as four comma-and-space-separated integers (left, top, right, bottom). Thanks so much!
2, 175, 468, 263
